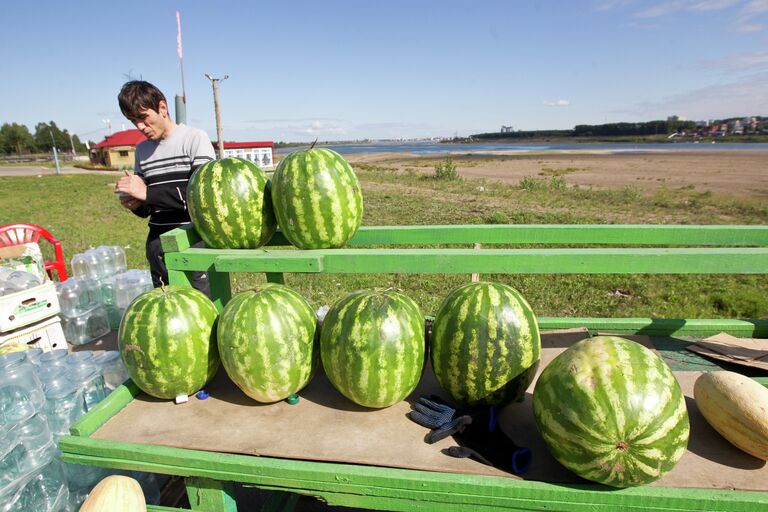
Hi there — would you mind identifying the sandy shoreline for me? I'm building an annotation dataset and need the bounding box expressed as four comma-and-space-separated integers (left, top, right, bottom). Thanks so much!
1, 148, 766, 199
346, 150, 768, 198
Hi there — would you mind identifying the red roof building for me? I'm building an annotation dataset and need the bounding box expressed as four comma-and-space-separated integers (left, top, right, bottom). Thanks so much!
90, 129, 147, 168
213, 141, 275, 169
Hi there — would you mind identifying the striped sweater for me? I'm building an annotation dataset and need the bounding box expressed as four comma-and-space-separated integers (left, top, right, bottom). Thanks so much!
131, 124, 215, 233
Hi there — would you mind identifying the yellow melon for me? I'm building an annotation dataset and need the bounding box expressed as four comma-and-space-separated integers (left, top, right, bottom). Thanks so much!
79, 475, 147, 512
694, 371, 768, 460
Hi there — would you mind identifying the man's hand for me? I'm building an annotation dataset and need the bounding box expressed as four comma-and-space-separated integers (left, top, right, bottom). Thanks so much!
115, 170, 147, 201
119, 194, 144, 211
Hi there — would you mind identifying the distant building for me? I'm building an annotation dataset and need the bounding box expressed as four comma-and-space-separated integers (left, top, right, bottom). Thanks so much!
90, 129, 146, 168
213, 141, 275, 169
91, 132, 276, 170
500, 125, 514, 133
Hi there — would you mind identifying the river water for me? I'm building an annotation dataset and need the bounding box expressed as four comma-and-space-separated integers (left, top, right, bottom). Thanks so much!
276, 141, 768, 155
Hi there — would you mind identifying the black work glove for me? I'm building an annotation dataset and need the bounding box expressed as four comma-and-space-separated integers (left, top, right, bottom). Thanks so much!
408, 395, 532, 475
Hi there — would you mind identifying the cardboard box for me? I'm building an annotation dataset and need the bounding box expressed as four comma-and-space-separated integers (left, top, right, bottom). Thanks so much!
0, 315, 66, 352
0, 280, 60, 333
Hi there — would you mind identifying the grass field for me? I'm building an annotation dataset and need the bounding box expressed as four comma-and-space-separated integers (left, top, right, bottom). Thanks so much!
2, 164, 767, 320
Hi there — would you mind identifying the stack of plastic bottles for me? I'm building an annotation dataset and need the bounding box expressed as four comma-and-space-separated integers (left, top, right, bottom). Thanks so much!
0, 267, 42, 297
0, 346, 164, 510
57, 246, 152, 345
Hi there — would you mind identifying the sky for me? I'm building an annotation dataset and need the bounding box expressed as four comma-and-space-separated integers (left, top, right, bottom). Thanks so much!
1, 1, 767, 143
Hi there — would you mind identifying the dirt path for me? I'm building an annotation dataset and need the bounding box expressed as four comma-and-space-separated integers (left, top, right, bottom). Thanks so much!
0, 165, 117, 176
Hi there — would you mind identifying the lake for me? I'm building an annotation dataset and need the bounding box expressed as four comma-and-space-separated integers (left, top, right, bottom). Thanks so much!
275, 141, 768, 155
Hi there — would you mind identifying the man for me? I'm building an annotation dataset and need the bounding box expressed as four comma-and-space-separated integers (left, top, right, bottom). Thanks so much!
115, 80, 215, 295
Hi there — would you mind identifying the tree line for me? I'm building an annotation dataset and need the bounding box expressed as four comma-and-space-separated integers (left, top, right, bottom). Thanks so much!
472, 119, 699, 140
0, 122, 89, 155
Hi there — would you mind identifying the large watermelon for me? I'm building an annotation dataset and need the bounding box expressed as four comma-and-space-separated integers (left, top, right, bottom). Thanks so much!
320, 289, 424, 408
271, 148, 363, 249
431, 282, 540, 406
118, 286, 219, 399
218, 284, 317, 402
533, 336, 689, 487
187, 157, 276, 249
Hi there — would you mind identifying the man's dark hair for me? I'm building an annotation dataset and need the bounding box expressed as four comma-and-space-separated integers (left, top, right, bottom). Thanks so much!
118, 81, 167, 120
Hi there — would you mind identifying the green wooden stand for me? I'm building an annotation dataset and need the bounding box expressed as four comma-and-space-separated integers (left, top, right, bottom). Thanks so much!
59, 224, 768, 511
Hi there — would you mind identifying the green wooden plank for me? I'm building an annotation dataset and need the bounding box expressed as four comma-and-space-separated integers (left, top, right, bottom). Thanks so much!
164, 225, 768, 253
58, 437, 768, 512
208, 270, 232, 312
167, 269, 193, 287
210, 248, 768, 274
69, 380, 142, 437
147, 506, 188, 512
331, 224, 768, 247
537, 317, 768, 337
213, 252, 323, 273
161, 226, 202, 253
186, 477, 237, 512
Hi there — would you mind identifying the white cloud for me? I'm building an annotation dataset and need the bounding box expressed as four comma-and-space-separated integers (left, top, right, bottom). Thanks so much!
735, 21, 765, 29
635, 0, 741, 18
698, 50, 768, 72
544, 99, 571, 107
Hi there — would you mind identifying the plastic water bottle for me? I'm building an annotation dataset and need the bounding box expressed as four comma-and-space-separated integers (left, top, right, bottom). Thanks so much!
65, 361, 106, 411
70, 250, 110, 281
0, 268, 41, 291
43, 376, 87, 440
0, 352, 45, 426
95, 246, 127, 276
0, 281, 21, 297
94, 351, 129, 390
36, 349, 68, 368
55, 276, 101, 317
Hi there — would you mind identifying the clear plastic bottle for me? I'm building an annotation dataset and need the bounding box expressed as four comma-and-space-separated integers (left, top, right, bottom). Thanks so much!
43, 376, 86, 440
36, 349, 68, 368
0, 281, 21, 297
115, 269, 153, 309
0, 268, 41, 290
94, 351, 129, 390
60, 306, 111, 346
70, 250, 110, 281
55, 276, 101, 318
0, 352, 45, 426
16, 413, 55, 475
65, 361, 106, 411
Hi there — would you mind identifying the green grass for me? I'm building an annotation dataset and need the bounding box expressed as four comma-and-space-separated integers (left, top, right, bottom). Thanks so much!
1, 169, 767, 320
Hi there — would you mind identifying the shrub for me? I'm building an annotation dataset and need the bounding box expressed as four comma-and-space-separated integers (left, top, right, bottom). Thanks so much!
434, 158, 460, 181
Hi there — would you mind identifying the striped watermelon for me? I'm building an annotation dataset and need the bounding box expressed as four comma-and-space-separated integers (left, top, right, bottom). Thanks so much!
271, 148, 363, 249
217, 284, 317, 402
533, 336, 689, 487
431, 282, 541, 406
118, 286, 219, 400
320, 289, 424, 408
187, 157, 276, 249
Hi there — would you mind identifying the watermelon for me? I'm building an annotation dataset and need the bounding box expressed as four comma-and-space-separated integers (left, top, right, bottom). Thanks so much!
118, 286, 219, 399
320, 289, 424, 408
533, 336, 689, 487
271, 148, 363, 249
217, 284, 317, 402
430, 282, 540, 406
187, 157, 276, 249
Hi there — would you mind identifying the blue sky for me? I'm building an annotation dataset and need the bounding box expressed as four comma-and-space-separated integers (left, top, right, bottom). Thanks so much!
1, 1, 767, 142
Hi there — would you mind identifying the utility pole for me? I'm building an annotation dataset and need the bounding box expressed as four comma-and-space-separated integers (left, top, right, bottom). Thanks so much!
205, 73, 228, 159
49, 129, 61, 176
